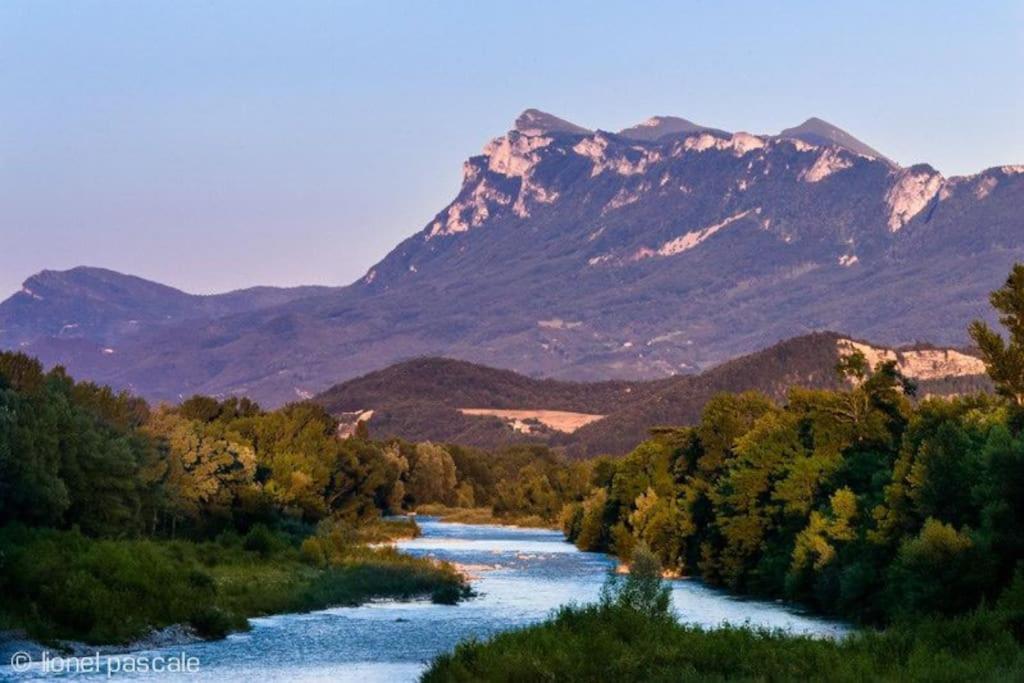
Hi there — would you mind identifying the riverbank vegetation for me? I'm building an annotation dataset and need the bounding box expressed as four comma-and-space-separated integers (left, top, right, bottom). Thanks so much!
423, 265, 1024, 680
0, 356, 468, 645
424, 546, 1024, 682
0, 521, 463, 644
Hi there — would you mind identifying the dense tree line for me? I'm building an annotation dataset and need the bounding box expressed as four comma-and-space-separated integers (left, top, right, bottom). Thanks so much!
0, 357, 390, 539
561, 266, 1024, 624
0, 354, 589, 542
0, 361, 486, 643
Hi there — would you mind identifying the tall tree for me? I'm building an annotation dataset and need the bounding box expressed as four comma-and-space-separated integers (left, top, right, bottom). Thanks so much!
970, 263, 1024, 406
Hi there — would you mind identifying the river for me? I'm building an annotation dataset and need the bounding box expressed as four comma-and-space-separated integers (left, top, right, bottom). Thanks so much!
0, 518, 848, 682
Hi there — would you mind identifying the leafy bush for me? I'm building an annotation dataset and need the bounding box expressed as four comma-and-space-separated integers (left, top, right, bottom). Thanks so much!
599, 543, 672, 619
188, 606, 238, 639
242, 524, 279, 558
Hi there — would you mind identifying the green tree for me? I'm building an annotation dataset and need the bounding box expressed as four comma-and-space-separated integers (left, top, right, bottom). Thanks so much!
406, 443, 457, 506
886, 518, 987, 617
600, 543, 672, 618
970, 263, 1024, 406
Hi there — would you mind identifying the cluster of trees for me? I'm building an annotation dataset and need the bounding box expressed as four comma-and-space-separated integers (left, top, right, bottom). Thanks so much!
0, 359, 490, 642
561, 266, 1024, 624
0, 353, 591, 543
0, 357, 396, 539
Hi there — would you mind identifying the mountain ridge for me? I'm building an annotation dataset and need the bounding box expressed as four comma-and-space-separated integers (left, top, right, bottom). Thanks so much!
0, 265, 340, 355
1, 110, 1021, 406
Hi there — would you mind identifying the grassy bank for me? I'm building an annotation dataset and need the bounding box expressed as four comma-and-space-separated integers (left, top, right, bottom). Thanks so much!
414, 504, 557, 530
424, 602, 1024, 682
0, 521, 467, 646
424, 546, 1024, 682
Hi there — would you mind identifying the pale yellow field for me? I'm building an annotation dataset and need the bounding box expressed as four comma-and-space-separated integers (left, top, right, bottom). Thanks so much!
458, 408, 605, 434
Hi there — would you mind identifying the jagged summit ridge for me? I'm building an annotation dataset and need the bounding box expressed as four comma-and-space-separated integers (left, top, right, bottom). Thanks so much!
511, 110, 892, 166
411, 110, 931, 250
372, 108, 1024, 293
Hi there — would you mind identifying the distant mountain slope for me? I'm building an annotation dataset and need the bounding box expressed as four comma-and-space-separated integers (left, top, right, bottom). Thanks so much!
316, 333, 990, 457
0, 266, 339, 364
2, 110, 1021, 406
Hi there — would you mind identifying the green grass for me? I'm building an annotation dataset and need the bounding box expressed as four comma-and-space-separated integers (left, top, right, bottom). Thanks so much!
0, 522, 467, 646
423, 602, 1024, 682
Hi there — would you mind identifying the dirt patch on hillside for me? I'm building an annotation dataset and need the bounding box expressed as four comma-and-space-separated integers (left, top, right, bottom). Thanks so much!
459, 408, 605, 433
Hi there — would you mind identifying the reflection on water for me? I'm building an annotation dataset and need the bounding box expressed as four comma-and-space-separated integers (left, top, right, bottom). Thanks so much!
0, 518, 847, 682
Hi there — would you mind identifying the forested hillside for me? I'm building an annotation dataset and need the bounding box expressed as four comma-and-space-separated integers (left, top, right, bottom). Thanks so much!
318, 332, 989, 457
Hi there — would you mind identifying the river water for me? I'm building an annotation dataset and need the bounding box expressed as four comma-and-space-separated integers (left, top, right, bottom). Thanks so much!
1, 518, 847, 682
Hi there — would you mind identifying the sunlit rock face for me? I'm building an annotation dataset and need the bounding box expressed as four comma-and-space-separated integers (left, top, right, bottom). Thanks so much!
3, 110, 1023, 406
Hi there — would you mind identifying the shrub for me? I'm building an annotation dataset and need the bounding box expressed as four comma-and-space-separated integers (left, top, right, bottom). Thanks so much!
431, 583, 464, 605
599, 543, 671, 618
242, 525, 278, 558
189, 606, 236, 639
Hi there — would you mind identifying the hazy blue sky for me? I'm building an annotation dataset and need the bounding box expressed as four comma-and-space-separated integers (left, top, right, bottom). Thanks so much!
2, 1, 1022, 298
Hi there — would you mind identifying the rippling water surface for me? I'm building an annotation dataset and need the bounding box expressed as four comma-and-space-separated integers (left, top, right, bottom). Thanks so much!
1, 519, 847, 682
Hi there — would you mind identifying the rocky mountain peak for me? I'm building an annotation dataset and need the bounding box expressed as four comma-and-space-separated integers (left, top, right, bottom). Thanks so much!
617, 115, 724, 141
513, 109, 591, 136
778, 116, 894, 166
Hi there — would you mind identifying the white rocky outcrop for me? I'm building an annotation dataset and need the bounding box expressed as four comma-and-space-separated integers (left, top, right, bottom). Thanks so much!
428, 179, 512, 238
573, 133, 662, 176
787, 139, 818, 153
603, 187, 643, 213
678, 132, 765, 157
885, 168, 944, 230
427, 130, 562, 236
838, 339, 986, 381
801, 148, 853, 183
482, 133, 552, 178
657, 209, 757, 256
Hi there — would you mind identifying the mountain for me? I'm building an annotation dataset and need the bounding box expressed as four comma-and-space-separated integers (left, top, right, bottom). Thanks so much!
617, 116, 725, 142
2, 109, 1022, 406
778, 117, 894, 165
316, 332, 989, 457
514, 108, 592, 136
0, 267, 340, 384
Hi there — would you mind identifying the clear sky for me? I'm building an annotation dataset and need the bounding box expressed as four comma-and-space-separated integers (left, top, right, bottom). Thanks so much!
2, 1, 1022, 298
